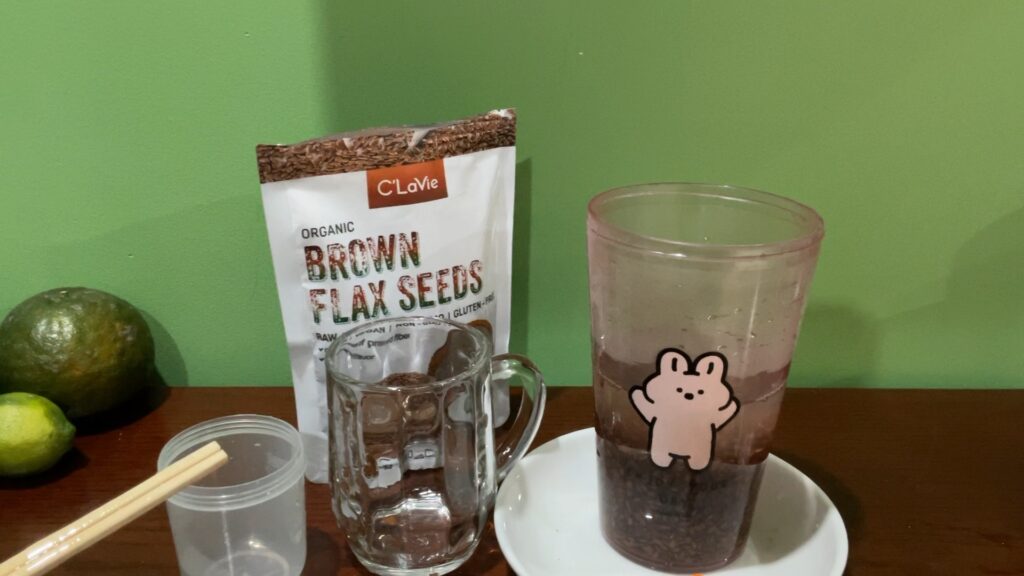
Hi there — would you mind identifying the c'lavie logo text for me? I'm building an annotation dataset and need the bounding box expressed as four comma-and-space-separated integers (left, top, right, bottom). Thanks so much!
366, 159, 448, 209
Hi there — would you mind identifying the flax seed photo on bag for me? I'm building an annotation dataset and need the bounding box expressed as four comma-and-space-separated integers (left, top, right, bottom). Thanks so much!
256, 109, 516, 482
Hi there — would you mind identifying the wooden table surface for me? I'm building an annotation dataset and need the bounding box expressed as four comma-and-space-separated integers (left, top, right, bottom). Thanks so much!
1, 387, 1021, 576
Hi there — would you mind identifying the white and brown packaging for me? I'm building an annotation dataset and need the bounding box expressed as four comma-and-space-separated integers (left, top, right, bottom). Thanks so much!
257, 109, 516, 482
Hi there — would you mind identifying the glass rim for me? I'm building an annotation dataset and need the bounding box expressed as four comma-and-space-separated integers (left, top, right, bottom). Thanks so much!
587, 182, 825, 259
325, 316, 492, 392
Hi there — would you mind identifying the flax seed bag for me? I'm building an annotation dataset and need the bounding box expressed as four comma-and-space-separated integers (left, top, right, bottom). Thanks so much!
257, 109, 516, 482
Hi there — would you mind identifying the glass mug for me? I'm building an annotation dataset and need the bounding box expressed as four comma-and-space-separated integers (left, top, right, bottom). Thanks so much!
587, 183, 823, 572
325, 317, 546, 576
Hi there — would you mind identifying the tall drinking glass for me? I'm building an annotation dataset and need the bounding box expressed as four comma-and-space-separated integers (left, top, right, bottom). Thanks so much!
587, 183, 823, 572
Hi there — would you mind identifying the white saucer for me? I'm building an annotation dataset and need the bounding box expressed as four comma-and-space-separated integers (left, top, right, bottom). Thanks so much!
495, 428, 848, 575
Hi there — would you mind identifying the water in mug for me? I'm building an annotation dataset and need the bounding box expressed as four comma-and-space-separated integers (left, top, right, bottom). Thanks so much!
330, 372, 492, 570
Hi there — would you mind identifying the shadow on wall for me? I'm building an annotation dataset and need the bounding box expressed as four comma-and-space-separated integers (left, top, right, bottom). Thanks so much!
315, 0, 344, 131
510, 159, 533, 354
141, 310, 189, 387
879, 204, 1024, 387
18, 194, 282, 387
792, 303, 879, 388
795, 204, 1024, 389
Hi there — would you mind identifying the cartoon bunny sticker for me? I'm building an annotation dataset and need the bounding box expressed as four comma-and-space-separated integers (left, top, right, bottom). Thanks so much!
630, 348, 740, 471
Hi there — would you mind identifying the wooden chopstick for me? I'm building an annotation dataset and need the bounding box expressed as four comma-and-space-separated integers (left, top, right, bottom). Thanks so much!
0, 441, 229, 576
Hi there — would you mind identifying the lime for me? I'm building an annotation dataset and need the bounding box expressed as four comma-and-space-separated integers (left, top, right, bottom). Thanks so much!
0, 392, 76, 477
0, 287, 155, 419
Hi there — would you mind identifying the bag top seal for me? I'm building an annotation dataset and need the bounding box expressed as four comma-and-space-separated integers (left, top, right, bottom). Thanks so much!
256, 109, 516, 184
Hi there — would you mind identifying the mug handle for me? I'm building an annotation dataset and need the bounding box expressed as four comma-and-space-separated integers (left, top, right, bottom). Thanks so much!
490, 354, 547, 482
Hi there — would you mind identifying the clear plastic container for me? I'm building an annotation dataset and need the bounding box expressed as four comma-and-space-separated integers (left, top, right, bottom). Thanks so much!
157, 415, 307, 576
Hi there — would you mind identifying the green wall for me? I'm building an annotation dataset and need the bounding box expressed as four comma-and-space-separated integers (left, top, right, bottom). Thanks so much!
2, 1, 1022, 389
